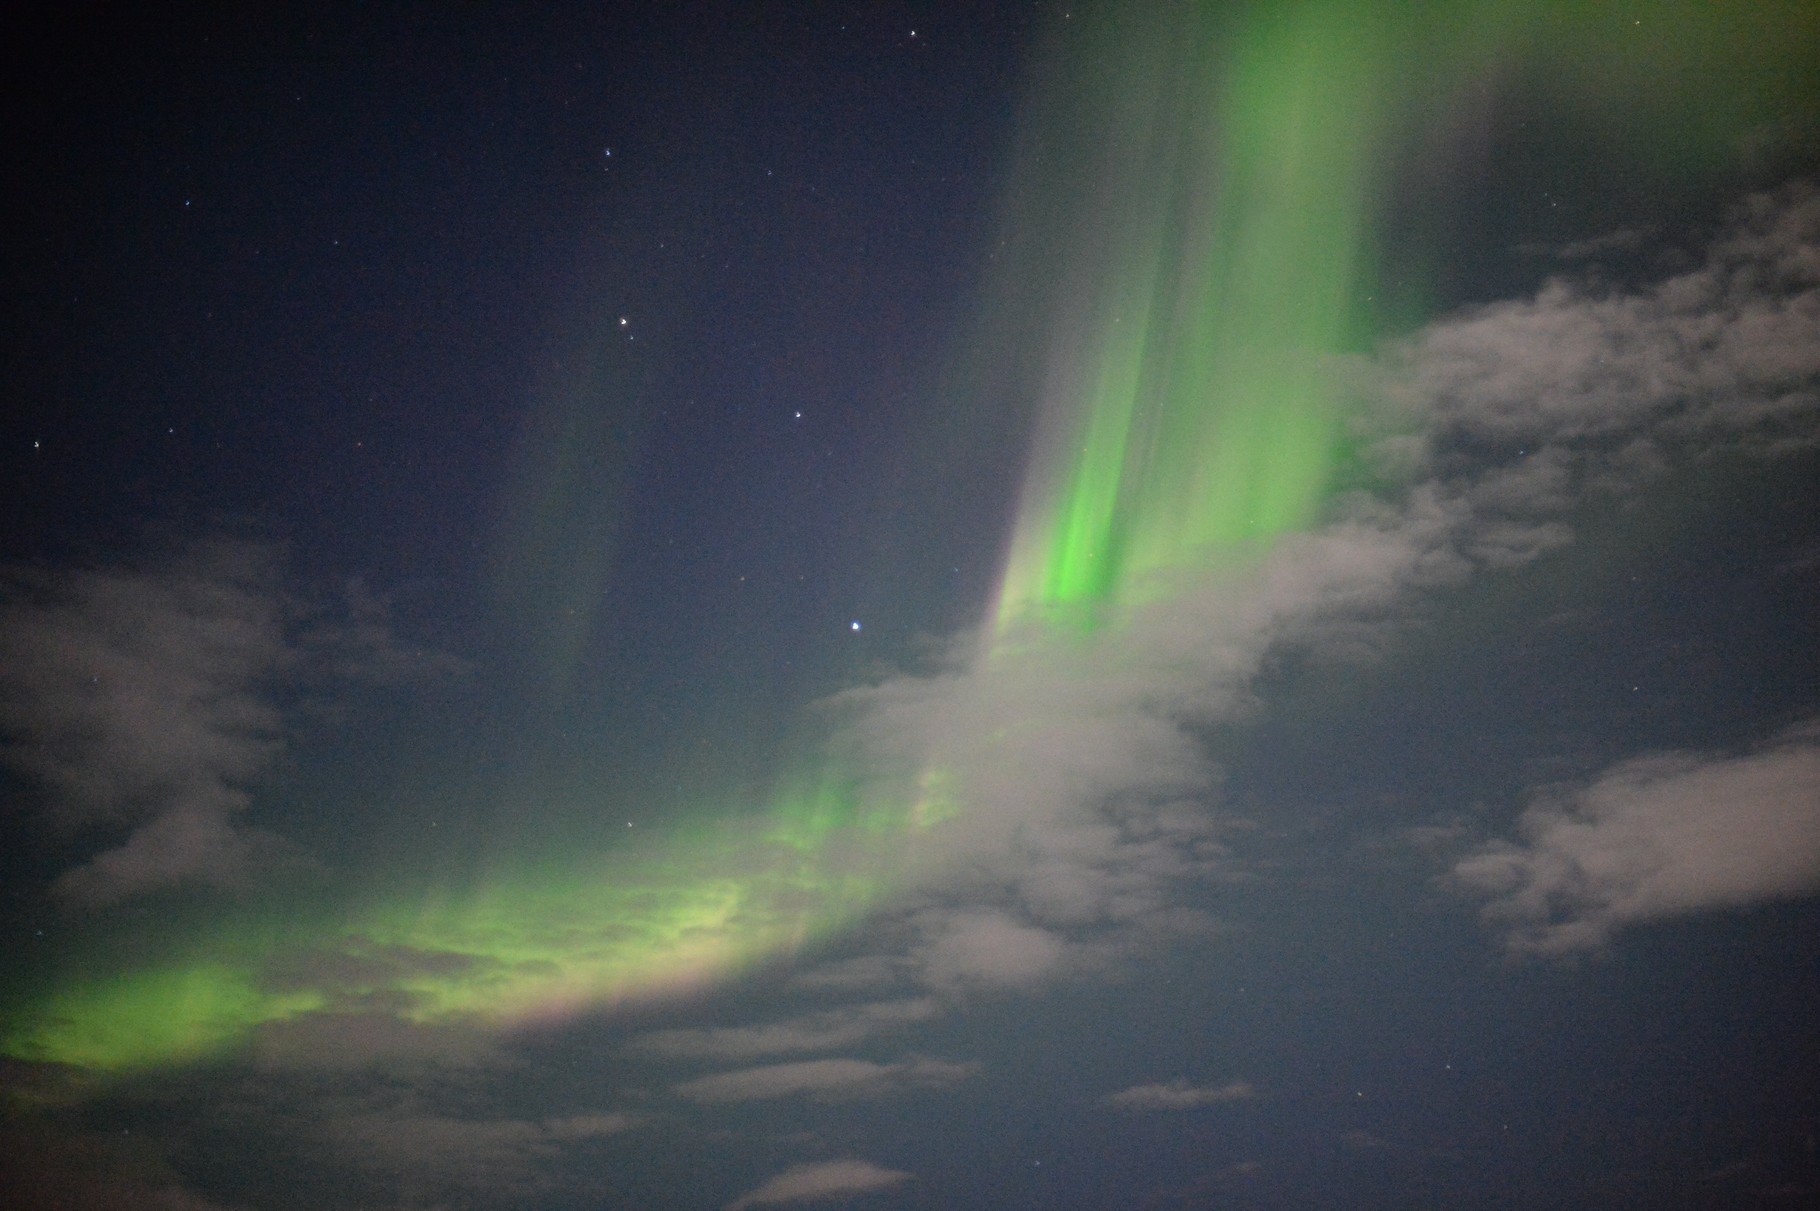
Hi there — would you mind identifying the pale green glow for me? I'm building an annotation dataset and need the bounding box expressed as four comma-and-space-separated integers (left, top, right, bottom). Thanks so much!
4, 797, 900, 1072
8, 964, 323, 1073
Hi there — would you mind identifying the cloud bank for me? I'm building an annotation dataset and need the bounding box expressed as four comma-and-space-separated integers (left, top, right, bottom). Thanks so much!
1453, 719, 1820, 953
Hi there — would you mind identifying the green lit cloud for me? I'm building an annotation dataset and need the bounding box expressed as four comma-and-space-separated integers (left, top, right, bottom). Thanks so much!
5, 782, 911, 1072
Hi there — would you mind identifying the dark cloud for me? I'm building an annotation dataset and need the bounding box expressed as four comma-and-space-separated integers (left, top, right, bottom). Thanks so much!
248, 1009, 510, 1075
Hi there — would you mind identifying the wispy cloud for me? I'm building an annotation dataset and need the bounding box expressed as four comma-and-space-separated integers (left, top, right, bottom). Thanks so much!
1374, 181, 1820, 461
673, 1056, 975, 1104
0, 533, 456, 908
1104, 1079, 1256, 1111
1453, 718, 1820, 953
0, 536, 292, 906
726, 1159, 913, 1210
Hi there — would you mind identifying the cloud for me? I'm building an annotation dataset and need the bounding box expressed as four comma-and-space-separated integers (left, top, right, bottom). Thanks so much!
726, 1159, 913, 1210
1453, 719, 1820, 953
0, 532, 455, 908
673, 1056, 975, 1104
0, 536, 292, 906
630, 999, 939, 1061
1374, 180, 1820, 461
1104, 1079, 1256, 1111
914, 909, 1068, 988
814, 498, 1465, 994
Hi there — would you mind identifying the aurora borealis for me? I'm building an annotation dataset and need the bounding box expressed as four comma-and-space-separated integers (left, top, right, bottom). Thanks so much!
4, 3, 1820, 1209
5, 0, 1461, 1073
992, 1, 1392, 626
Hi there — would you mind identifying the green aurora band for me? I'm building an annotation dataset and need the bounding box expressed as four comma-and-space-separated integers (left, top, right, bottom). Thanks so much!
7, 0, 1816, 1074
987, 0, 1819, 628
993, 1, 1401, 628
5, 774, 907, 1072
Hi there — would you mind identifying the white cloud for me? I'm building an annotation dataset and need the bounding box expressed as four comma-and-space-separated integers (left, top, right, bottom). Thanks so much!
1104, 1079, 1256, 1111
0, 533, 457, 908
672, 1056, 976, 1104
0, 537, 292, 906
1375, 181, 1820, 458
914, 909, 1067, 988
751, 183, 1820, 1015
726, 1159, 913, 1210
813, 495, 1466, 996
1453, 719, 1820, 953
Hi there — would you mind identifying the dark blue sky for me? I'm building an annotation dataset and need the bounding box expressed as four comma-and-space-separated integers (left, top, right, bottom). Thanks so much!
3, 4, 1819, 1209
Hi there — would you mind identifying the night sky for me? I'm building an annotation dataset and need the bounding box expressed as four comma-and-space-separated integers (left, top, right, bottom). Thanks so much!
4, 3, 1819, 1209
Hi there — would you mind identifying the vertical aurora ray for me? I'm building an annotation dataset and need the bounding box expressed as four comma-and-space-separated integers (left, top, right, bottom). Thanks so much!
993, 1, 1414, 629
990, 0, 1820, 631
